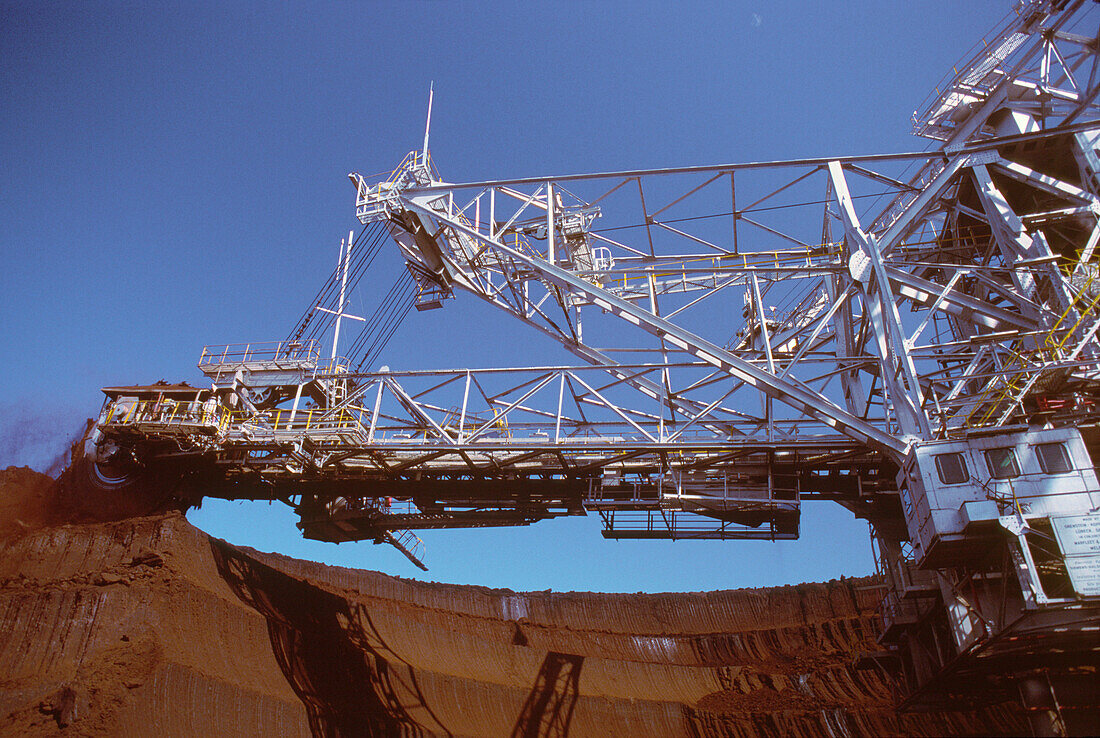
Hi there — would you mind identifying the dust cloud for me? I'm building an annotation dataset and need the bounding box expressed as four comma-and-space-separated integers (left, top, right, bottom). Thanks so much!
0, 403, 88, 477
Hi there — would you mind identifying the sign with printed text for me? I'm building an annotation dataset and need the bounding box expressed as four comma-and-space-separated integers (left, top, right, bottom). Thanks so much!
1051, 514, 1100, 598
1051, 514, 1100, 556
1063, 556, 1100, 597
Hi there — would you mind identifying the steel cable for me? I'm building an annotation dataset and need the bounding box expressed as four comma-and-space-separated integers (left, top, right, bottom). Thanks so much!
287, 224, 374, 344
347, 271, 417, 370
344, 272, 410, 360
304, 224, 389, 344
286, 222, 388, 347
292, 223, 391, 348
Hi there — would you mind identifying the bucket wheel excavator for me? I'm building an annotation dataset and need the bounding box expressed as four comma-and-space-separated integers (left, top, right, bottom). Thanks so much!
78, 2, 1100, 730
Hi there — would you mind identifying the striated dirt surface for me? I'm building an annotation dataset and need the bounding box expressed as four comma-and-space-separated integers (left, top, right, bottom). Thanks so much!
0, 467, 1027, 737
0, 467, 57, 540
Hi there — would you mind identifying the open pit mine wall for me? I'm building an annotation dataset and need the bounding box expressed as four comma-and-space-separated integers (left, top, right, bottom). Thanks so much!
0, 468, 1025, 737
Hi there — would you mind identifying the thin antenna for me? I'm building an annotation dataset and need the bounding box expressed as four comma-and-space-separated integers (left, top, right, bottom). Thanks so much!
332, 233, 349, 361
315, 230, 363, 362
421, 81, 434, 163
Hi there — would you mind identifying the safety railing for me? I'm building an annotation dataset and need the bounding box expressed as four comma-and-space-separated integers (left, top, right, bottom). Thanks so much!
876, 590, 926, 641
101, 398, 372, 442
960, 347, 1043, 428
390, 528, 426, 563
604, 243, 840, 297
962, 265, 1100, 427
870, 158, 947, 235
910, 0, 1042, 139
259, 406, 364, 434
199, 340, 321, 368
101, 398, 232, 434
313, 357, 353, 375
353, 150, 438, 223
1043, 270, 1100, 357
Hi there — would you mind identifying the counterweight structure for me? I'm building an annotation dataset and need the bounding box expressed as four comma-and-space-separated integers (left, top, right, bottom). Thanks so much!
86, 1, 1100, 727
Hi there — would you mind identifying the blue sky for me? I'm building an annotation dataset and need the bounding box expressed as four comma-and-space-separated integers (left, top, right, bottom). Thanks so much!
2, 1, 1004, 592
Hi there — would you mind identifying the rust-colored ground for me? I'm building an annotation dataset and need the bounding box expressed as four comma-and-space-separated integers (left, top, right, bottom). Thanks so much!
0, 467, 1026, 736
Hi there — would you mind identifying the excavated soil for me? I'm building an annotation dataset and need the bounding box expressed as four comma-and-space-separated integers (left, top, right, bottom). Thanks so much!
0, 467, 1027, 736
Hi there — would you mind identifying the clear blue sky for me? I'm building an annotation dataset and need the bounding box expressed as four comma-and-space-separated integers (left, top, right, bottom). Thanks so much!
1, 1, 1004, 592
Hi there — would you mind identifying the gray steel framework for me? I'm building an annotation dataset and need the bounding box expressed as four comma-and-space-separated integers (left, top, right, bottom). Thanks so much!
86, 1, 1100, 720
95, 0, 1100, 542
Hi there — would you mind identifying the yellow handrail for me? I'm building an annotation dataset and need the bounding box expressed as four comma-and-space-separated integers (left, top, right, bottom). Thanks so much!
962, 263, 1100, 427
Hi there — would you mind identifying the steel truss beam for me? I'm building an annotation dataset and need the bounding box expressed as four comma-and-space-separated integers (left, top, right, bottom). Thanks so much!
353, 124, 1100, 458
92, 1, 1100, 577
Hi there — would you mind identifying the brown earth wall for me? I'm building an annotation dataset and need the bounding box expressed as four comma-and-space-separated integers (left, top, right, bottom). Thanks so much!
0, 467, 1027, 736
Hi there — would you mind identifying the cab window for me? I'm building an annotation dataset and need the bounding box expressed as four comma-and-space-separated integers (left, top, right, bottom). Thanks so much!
1036, 442, 1072, 474
985, 447, 1020, 479
934, 453, 969, 485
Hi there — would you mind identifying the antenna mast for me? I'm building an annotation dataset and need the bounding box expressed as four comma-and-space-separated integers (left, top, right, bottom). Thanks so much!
313, 230, 363, 362
422, 81, 434, 164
